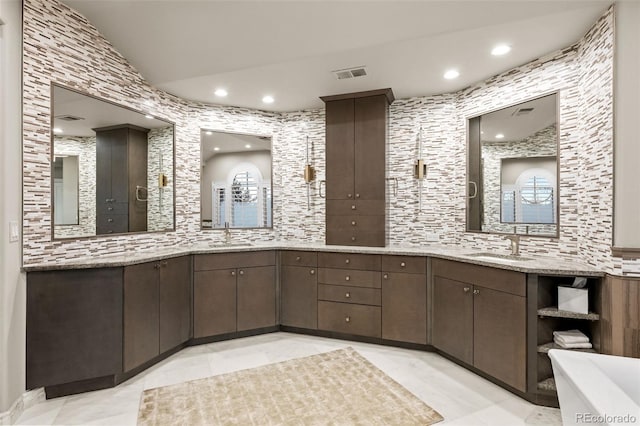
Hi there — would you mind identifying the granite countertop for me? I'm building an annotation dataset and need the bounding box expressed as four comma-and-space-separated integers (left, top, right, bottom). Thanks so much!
22, 241, 603, 276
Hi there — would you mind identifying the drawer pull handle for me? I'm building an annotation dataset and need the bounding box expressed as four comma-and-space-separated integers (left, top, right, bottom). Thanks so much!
348, 193, 352, 198
473, 289, 480, 295
107, 218, 113, 222
400, 262, 406, 267
107, 230, 113, 233
345, 259, 350, 264
108, 207, 113, 211
345, 316, 350, 323
296, 256, 301, 261
355, 193, 360, 198
351, 221, 356, 226
345, 292, 350, 298
463, 287, 470, 293
239, 270, 244, 276
345, 276, 350, 281
383, 274, 388, 279
310, 269, 315, 275
231, 271, 236, 276
351, 205, 356, 210
351, 236, 356, 241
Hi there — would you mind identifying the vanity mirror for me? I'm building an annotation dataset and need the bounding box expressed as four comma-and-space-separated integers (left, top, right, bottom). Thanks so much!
200, 130, 272, 229
51, 85, 175, 239
467, 93, 558, 237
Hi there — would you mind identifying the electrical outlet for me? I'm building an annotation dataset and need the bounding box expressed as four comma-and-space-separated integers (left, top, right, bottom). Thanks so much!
425, 233, 440, 242
9, 221, 19, 242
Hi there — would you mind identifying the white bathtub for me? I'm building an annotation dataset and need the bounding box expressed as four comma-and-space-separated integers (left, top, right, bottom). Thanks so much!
549, 349, 640, 426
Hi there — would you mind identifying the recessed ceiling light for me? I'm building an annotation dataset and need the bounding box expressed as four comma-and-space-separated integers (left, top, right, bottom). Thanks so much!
245, 144, 252, 149
491, 44, 511, 56
53, 127, 62, 134
214, 88, 228, 97
443, 69, 460, 80
213, 147, 220, 151
145, 114, 154, 119
262, 95, 274, 104
205, 131, 212, 135
495, 133, 505, 139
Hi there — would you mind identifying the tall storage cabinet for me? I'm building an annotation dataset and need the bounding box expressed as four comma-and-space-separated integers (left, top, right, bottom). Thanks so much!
95, 124, 149, 235
321, 89, 394, 247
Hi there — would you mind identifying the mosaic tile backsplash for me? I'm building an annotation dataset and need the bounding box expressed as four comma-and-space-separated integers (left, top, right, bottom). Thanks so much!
23, 0, 626, 274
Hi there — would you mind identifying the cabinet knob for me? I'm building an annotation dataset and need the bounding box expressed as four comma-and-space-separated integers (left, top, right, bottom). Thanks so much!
351, 205, 356, 210
154, 263, 160, 269
310, 269, 315, 275
345, 259, 350, 264
351, 221, 357, 226
345, 292, 350, 298
108, 207, 113, 211
463, 287, 470, 293
473, 289, 480, 295
345, 275, 350, 281
161, 261, 168, 267
239, 270, 244, 276
345, 316, 351, 323
355, 193, 360, 198
107, 218, 113, 222
348, 194, 352, 198
107, 230, 113, 233
351, 236, 356, 241
400, 262, 406, 267
296, 256, 301, 261
383, 274, 388, 279
231, 271, 236, 276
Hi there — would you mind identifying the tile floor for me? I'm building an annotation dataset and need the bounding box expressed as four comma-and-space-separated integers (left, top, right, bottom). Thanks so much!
16, 332, 561, 425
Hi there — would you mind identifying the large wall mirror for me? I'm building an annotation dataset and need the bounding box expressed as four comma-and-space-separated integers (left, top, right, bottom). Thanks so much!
467, 93, 558, 237
52, 84, 175, 239
200, 130, 272, 229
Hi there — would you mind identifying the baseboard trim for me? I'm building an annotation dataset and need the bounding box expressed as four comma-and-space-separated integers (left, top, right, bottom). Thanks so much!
0, 388, 45, 425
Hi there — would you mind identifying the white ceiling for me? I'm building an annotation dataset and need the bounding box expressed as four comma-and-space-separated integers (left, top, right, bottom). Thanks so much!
201, 131, 271, 163
62, 0, 612, 112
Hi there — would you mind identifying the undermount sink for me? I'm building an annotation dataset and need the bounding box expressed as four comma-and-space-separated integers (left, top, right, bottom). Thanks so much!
467, 252, 532, 262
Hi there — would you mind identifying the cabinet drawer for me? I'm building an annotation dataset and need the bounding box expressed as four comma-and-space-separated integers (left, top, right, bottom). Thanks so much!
432, 258, 526, 297
382, 255, 426, 274
326, 200, 385, 216
281, 250, 317, 267
318, 252, 381, 270
318, 301, 381, 338
96, 214, 128, 234
97, 201, 128, 215
318, 268, 381, 288
326, 227, 385, 247
194, 251, 275, 271
318, 284, 381, 306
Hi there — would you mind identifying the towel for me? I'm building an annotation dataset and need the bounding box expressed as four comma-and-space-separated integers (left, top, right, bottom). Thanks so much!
554, 338, 593, 349
553, 329, 590, 344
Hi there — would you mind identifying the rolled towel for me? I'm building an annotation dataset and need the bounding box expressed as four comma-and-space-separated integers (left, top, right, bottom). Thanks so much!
554, 338, 593, 349
553, 329, 590, 344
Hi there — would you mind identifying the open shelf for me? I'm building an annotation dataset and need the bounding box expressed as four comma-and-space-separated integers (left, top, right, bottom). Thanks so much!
537, 342, 596, 354
537, 306, 599, 321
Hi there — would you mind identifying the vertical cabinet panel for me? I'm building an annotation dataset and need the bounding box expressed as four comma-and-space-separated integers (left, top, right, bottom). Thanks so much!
325, 98, 355, 200
237, 266, 277, 331
159, 256, 192, 353
193, 269, 237, 338
382, 272, 427, 344
432, 276, 474, 365
354, 95, 387, 201
281, 265, 318, 329
124, 262, 160, 372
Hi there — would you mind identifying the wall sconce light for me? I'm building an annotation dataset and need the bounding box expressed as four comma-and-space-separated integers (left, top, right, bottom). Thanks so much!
304, 135, 316, 209
415, 127, 427, 213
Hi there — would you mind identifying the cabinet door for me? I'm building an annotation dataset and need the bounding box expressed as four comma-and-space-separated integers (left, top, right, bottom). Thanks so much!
382, 272, 427, 344
281, 265, 317, 329
237, 266, 276, 331
432, 276, 473, 365
354, 95, 386, 201
193, 269, 237, 338
159, 256, 191, 353
124, 262, 159, 372
473, 286, 527, 392
325, 99, 355, 200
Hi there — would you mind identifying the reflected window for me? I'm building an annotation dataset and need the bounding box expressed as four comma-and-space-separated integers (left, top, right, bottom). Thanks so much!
502, 171, 555, 224
53, 155, 79, 225
212, 167, 271, 228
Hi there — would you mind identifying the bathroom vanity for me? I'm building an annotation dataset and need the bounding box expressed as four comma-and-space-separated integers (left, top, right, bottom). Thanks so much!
24, 243, 602, 407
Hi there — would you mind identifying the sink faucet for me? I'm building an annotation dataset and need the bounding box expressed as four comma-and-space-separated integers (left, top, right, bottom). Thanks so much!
224, 221, 232, 244
505, 235, 520, 256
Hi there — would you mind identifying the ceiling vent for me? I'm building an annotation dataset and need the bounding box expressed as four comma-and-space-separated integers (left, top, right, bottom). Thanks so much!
512, 107, 534, 116
55, 114, 85, 121
333, 66, 367, 80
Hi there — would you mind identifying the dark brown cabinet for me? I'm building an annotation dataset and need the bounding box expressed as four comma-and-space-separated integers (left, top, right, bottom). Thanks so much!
280, 251, 318, 329
322, 89, 394, 247
381, 256, 427, 345
432, 259, 527, 392
123, 256, 191, 372
193, 251, 276, 338
96, 124, 148, 235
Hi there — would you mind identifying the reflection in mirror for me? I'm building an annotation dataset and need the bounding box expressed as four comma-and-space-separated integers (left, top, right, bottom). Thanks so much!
52, 85, 175, 239
467, 93, 558, 237
53, 155, 79, 225
200, 131, 272, 229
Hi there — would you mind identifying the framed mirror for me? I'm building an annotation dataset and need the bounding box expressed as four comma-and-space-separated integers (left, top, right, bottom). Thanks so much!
200, 130, 272, 229
52, 84, 175, 239
467, 93, 558, 237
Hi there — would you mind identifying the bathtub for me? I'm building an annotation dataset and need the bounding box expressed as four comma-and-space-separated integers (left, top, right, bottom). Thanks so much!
549, 349, 640, 425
